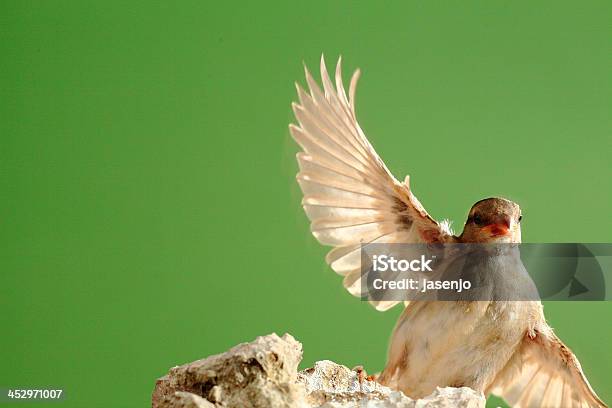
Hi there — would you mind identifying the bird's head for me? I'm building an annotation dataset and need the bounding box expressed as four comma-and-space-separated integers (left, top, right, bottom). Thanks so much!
459, 197, 522, 243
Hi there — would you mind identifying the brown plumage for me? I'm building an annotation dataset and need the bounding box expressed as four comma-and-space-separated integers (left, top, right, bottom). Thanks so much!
289, 55, 607, 407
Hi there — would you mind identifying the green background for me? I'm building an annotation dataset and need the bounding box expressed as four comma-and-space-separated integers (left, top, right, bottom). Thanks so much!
1, 1, 610, 407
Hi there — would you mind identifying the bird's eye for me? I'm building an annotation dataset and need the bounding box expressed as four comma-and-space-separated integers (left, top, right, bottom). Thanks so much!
472, 214, 484, 226
518, 215, 523, 223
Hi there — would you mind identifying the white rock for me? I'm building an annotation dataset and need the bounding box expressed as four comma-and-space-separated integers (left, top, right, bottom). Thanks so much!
161, 391, 216, 408
152, 333, 485, 408
152, 333, 307, 408
298, 360, 484, 408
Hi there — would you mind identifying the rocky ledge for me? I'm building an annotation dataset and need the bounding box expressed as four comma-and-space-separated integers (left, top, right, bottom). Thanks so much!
152, 333, 484, 408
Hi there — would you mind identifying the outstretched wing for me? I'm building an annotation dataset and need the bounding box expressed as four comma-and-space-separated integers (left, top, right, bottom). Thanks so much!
490, 328, 607, 408
290, 56, 451, 311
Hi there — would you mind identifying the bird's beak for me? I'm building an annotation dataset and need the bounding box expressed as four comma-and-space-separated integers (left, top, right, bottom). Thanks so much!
484, 217, 511, 237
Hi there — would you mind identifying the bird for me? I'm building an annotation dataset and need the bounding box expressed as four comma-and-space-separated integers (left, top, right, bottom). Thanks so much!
288, 55, 607, 408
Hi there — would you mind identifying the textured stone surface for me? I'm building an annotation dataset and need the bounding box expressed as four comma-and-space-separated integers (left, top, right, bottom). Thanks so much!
412, 387, 485, 408
152, 333, 485, 408
152, 333, 306, 408
298, 360, 484, 408
158, 391, 215, 408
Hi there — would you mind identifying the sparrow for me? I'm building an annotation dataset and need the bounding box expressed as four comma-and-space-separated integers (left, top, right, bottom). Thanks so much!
289, 55, 607, 408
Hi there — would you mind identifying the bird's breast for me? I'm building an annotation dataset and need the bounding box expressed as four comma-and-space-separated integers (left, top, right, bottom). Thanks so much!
389, 300, 533, 397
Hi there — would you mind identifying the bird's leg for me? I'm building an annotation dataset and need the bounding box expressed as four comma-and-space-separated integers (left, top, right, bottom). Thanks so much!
352, 365, 366, 392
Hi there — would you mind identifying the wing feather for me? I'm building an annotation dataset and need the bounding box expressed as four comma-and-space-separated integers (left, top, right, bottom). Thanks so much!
490, 329, 607, 407
311, 220, 397, 246
290, 55, 451, 310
